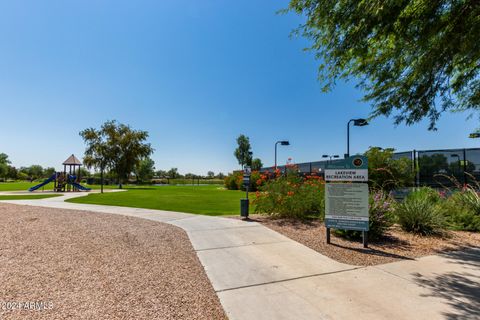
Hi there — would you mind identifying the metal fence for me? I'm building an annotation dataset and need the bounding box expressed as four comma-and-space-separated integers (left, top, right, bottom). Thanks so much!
261, 148, 480, 189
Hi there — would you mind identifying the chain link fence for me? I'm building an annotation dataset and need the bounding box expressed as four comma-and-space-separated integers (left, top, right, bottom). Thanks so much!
261, 148, 480, 189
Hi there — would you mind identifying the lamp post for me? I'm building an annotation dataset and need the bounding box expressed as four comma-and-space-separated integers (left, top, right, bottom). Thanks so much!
275, 140, 290, 169
346, 118, 368, 158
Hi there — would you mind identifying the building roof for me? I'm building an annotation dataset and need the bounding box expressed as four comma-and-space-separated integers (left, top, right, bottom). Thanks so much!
62, 154, 82, 166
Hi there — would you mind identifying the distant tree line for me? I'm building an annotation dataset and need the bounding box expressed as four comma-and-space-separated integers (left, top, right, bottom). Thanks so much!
0, 152, 92, 182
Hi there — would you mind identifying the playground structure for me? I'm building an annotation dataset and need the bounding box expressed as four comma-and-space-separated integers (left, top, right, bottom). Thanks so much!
28, 155, 91, 192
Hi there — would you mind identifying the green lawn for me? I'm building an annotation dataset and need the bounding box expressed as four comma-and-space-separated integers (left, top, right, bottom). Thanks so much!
0, 181, 120, 192
67, 185, 250, 216
0, 181, 54, 191
0, 194, 62, 200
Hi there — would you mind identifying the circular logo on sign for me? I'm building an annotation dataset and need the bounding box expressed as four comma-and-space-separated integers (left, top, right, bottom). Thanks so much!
352, 157, 363, 167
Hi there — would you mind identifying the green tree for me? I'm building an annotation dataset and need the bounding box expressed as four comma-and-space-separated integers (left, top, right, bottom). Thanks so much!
0, 153, 10, 180
79, 167, 91, 178
251, 158, 263, 171
155, 169, 168, 178
27, 165, 44, 180
234, 134, 252, 169
135, 157, 155, 183
207, 171, 215, 178
80, 120, 153, 190
43, 167, 56, 178
7, 166, 17, 180
288, 1, 480, 129
365, 147, 415, 191
418, 154, 449, 177
167, 168, 179, 179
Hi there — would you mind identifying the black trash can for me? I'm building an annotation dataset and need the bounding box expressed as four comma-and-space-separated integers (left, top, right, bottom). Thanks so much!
240, 198, 249, 217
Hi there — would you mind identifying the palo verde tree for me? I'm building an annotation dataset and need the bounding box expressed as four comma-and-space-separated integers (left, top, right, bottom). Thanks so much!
80, 120, 153, 190
288, 1, 480, 129
234, 134, 253, 169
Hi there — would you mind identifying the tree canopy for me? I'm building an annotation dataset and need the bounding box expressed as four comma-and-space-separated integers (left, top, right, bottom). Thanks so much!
251, 158, 263, 171
80, 120, 153, 188
135, 157, 155, 183
288, 0, 480, 129
234, 134, 252, 169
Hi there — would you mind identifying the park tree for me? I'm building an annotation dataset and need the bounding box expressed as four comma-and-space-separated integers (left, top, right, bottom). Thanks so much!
7, 166, 17, 180
365, 147, 415, 191
234, 134, 252, 169
0, 153, 10, 180
288, 0, 480, 129
43, 167, 56, 178
207, 171, 215, 179
155, 169, 168, 178
251, 158, 263, 171
135, 157, 155, 183
79, 167, 91, 178
27, 165, 44, 180
80, 120, 153, 190
418, 154, 449, 177
216, 172, 225, 179
167, 168, 179, 179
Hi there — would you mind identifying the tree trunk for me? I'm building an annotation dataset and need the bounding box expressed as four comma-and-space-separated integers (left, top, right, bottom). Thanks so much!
100, 167, 104, 194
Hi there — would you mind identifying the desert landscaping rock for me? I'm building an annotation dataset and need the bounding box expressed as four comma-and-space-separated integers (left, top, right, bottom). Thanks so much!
0, 203, 226, 320
248, 215, 480, 266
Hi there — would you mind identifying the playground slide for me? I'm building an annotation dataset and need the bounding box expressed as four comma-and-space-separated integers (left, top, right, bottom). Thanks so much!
28, 174, 56, 192
70, 182, 91, 191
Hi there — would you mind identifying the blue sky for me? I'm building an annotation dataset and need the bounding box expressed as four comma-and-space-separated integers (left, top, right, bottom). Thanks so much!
0, 0, 477, 174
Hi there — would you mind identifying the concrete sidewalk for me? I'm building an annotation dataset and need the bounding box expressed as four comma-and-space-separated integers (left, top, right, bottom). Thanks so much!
2, 195, 479, 319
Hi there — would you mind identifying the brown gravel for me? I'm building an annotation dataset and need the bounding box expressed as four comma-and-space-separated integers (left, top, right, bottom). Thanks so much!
238, 214, 480, 266
0, 203, 226, 320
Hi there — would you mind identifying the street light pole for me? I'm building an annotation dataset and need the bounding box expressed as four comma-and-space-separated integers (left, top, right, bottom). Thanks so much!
346, 118, 368, 158
275, 140, 290, 169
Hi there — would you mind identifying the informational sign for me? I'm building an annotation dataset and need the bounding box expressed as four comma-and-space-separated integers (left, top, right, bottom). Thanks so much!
325, 156, 369, 232
325, 183, 369, 230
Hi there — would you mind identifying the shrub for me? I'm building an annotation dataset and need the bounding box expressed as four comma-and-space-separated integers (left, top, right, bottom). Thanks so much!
334, 190, 395, 240
224, 170, 264, 192
395, 187, 447, 235
224, 172, 240, 190
254, 172, 325, 219
443, 188, 480, 231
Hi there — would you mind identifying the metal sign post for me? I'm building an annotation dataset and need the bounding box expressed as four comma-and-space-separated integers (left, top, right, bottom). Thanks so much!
324, 156, 369, 248
240, 167, 251, 218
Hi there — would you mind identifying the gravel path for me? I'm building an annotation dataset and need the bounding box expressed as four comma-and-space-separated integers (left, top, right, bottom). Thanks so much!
0, 203, 226, 320
244, 215, 480, 266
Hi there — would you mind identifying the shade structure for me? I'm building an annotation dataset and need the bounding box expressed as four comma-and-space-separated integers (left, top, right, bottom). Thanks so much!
62, 154, 82, 166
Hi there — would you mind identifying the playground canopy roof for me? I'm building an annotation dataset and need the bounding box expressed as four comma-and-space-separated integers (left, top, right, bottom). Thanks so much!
63, 154, 82, 166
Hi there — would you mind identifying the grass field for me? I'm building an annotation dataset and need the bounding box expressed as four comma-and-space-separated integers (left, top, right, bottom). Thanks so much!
67, 185, 250, 216
0, 194, 62, 200
0, 181, 118, 192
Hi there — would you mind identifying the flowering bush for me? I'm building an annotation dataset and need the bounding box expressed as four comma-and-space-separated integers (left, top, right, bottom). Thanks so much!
335, 190, 395, 240
224, 170, 264, 192
254, 169, 325, 219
